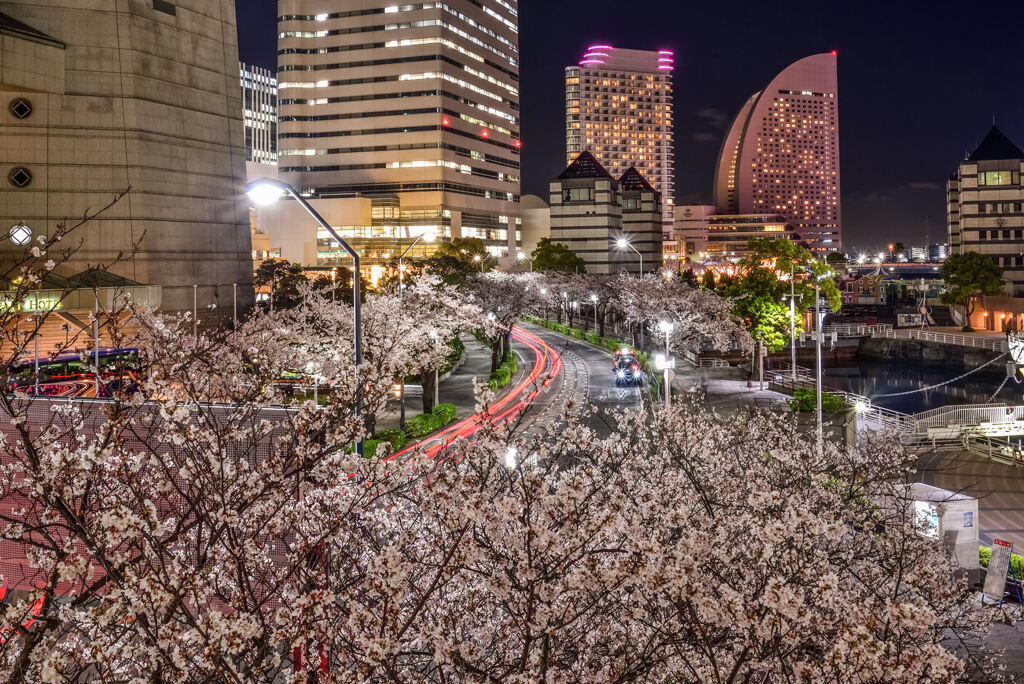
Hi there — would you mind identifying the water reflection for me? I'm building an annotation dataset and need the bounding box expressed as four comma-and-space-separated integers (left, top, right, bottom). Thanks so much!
819, 360, 1022, 415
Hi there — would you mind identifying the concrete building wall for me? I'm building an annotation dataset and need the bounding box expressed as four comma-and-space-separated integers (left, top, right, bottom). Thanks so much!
673, 204, 715, 258
620, 189, 662, 274
950, 158, 1024, 296
0, 0, 254, 313
520, 194, 550, 256
549, 177, 628, 274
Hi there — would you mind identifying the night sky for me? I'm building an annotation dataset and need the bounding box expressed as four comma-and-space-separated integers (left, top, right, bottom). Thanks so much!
235, 0, 1024, 253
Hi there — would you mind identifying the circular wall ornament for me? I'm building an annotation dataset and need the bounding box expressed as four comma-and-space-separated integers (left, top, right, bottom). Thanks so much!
8, 167, 32, 188
9, 223, 32, 246
8, 98, 32, 120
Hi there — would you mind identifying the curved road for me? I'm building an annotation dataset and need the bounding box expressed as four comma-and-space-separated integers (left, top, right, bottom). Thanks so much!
391, 322, 642, 460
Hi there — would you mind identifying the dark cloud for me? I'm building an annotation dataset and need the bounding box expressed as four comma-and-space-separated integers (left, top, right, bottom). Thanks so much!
692, 132, 719, 143
696, 107, 729, 129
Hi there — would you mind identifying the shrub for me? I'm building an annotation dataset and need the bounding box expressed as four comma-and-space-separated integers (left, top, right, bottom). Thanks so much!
980, 545, 1024, 579
788, 388, 846, 413
606, 339, 624, 353
588, 333, 601, 345
571, 329, 584, 339
488, 366, 512, 390
407, 412, 444, 438
374, 428, 407, 451
432, 402, 456, 424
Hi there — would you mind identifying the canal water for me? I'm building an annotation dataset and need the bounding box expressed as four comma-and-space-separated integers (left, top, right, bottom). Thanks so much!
818, 358, 1019, 415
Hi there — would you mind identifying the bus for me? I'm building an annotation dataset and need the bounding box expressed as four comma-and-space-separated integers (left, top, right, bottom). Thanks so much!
8, 348, 145, 398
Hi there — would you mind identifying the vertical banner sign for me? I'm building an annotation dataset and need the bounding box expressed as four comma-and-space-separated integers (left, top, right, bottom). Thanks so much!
984, 538, 1014, 599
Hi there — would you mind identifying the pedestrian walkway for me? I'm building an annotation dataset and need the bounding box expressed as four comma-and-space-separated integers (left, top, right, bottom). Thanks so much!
375, 333, 495, 431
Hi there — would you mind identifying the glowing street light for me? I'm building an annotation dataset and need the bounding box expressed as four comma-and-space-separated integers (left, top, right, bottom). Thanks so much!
247, 177, 364, 454
615, 237, 643, 275
517, 251, 534, 272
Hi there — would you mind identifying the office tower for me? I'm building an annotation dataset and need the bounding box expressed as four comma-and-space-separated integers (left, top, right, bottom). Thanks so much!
241, 62, 278, 165
549, 152, 660, 274
565, 46, 674, 231
947, 125, 1024, 296
713, 53, 841, 253
0, 1, 253, 314
276, 1, 521, 259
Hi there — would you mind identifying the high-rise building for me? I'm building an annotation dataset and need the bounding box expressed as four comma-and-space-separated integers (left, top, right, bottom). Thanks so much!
713, 53, 841, 253
241, 62, 278, 166
565, 46, 674, 231
549, 152, 661, 275
0, 1, 253, 315
947, 125, 1024, 296
275, 1, 521, 260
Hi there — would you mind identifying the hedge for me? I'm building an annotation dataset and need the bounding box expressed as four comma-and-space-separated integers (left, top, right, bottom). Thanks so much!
432, 402, 456, 424
980, 545, 1024, 579
407, 411, 445, 438
488, 356, 518, 390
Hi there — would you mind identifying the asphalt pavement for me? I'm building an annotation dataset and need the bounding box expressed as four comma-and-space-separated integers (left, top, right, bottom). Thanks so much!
514, 322, 642, 438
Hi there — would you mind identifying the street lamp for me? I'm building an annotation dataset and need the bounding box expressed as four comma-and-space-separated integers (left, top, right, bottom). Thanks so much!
590, 293, 599, 331
247, 178, 364, 455
780, 264, 803, 382
616, 238, 643, 275
657, 320, 674, 408
473, 253, 494, 273
395, 231, 436, 429
517, 251, 534, 272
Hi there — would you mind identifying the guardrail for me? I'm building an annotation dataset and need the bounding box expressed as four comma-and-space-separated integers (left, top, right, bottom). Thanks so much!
872, 328, 1008, 352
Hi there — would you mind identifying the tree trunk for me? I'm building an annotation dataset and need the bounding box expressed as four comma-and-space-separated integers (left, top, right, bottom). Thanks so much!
598, 307, 606, 337
491, 339, 501, 373
420, 369, 436, 413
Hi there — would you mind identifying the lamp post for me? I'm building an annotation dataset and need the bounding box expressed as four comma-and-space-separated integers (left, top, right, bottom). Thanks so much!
616, 238, 643, 276
803, 268, 833, 456
590, 294, 599, 332
396, 232, 436, 429
248, 178, 364, 455
657, 320, 674, 408
517, 251, 533, 272
474, 253, 494, 273
781, 264, 803, 382
330, 268, 337, 304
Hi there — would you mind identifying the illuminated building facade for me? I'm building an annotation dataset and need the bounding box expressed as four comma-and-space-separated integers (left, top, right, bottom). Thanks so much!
705, 214, 801, 261
241, 62, 278, 165
565, 46, 674, 231
713, 53, 840, 253
276, 0, 521, 260
947, 125, 1024, 297
549, 152, 661, 275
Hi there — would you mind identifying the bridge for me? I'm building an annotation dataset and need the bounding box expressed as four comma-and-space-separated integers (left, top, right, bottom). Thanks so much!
819, 323, 1008, 353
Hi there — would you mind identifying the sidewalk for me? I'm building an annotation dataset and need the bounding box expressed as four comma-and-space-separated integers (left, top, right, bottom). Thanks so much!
375, 333, 495, 431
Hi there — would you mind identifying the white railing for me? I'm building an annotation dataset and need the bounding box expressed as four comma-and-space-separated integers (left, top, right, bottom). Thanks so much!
914, 405, 1024, 432
699, 358, 729, 368
872, 328, 1007, 353
822, 323, 893, 337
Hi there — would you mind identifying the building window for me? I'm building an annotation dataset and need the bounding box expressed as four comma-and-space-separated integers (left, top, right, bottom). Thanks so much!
153, 0, 176, 15
978, 170, 1020, 186
563, 187, 594, 202
623, 197, 640, 211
